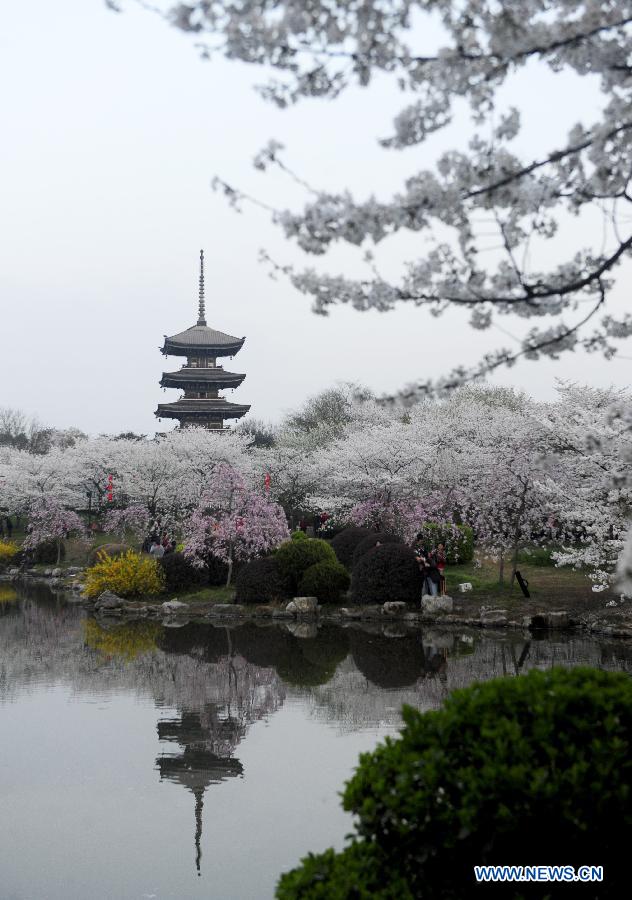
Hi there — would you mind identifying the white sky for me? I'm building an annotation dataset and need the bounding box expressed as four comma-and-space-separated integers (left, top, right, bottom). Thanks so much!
1, 0, 630, 436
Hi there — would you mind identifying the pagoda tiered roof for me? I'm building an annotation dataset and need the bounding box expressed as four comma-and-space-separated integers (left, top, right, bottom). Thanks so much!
155, 398, 251, 421
161, 325, 245, 358
160, 367, 246, 390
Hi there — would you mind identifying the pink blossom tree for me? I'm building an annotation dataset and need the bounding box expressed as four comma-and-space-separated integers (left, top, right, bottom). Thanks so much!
22, 497, 88, 565
183, 464, 290, 587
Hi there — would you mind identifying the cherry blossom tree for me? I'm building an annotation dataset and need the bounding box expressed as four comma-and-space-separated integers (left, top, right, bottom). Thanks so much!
115, 0, 632, 397
183, 463, 290, 586
22, 497, 88, 564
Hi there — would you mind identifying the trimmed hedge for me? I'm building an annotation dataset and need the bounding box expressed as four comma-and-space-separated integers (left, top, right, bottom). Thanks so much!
298, 560, 350, 604
275, 537, 337, 594
351, 532, 402, 569
234, 556, 290, 604
351, 544, 422, 605
87, 543, 130, 566
158, 552, 207, 592
415, 522, 474, 564
277, 667, 632, 899
330, 526, 372, 569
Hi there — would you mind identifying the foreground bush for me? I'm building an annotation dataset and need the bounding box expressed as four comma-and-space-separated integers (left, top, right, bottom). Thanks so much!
415, 522, 474, 564
275, 537, 337, 594
351, 544, 422, 605
158, 552, 207, 592
84, 550, 166, 599
234, 556, 289, 604
351, 532, 402, 568
298, 560, 350, 603
0, 540, 19, 567
277, 667, 632, 899
330, 526, 372, 569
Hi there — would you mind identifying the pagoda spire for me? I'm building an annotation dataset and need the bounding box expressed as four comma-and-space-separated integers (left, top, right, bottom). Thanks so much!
197, 249, 206, 326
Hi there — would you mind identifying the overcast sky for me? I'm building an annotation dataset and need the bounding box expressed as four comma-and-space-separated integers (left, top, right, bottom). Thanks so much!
1, 0, 630, 436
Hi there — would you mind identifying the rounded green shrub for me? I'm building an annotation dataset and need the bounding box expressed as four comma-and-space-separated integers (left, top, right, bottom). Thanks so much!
415, 522, 474, 564
330, 526, 372, 568
351, 532, 402, 568
234, 556, 289, 604
351, 544, 422, 605
275, 537, 337, 594
87, 542, 130, 566
158, 552, 207, 592
291, 530, 309, 542
277, 667, 632, 899
298, 560, 350, 604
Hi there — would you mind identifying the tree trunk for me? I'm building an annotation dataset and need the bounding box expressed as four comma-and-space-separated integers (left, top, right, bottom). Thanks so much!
56, 539, 62, 565
225, 545, 234, 590
498, 552, 505, 586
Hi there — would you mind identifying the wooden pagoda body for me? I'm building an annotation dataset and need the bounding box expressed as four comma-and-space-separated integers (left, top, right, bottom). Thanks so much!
155, 252, 250, 430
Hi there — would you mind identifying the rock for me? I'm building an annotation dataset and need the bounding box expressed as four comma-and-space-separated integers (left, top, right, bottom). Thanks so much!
271, 609, 294, 619
360, 605, 384, 620
546, 610, 570, 628
51, 568, 62, 578
382, 601, 408, 615
290, 596, 319, 614
67, 566, 82, 575
606, 600, 618, 608
251, 605, 276, 617
8, 568, 20, 577
286, 600, 297, 614
43, 568, 53, 577
421, 595, 454, 615
94, 590, 124, 611
161, 600, 188, 613
49, 578, 64, 588
458, 582, 473, 592
285, 622, 318, 639
480, 613, 508, 627
340, 607, 362, 619
207, 603, 246, 616
162, 619, 189, 628
383, 624, 409, 638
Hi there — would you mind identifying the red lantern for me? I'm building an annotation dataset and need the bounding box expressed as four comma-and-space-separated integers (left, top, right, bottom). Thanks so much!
107, 474, 114, 503
264, 473, 271, 492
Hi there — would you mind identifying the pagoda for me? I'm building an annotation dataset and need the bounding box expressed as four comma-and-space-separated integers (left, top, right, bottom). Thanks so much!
155, 251, 251, 429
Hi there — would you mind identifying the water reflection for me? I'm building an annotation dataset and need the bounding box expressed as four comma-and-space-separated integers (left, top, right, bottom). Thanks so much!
2, 585, 632, 896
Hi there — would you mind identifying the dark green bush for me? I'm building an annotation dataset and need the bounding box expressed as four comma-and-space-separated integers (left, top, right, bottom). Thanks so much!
205, 554, 232, 586
298, 560, 350, 604
351, 532, 402, 568
351, 544, 422, 605
275, 537, 337, 594
234, 556, 289, 604
291, 530, 309, 542
33, 538, 66, 564
158, 552, 207, 592
330, 526, 372, 568
415, 522, 474, 564
277, 667, 632, 899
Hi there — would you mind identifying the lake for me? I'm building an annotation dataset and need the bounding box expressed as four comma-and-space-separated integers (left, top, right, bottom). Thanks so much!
1, 581, 631, 900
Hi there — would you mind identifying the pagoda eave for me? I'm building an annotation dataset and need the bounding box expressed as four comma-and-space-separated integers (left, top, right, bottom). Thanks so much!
160, 369, 246, 390
155, 401, 251, 421
161, 337, 245, 358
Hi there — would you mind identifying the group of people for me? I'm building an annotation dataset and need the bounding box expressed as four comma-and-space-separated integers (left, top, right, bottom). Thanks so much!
144, 533, 176, 559
413, 535, 447, 598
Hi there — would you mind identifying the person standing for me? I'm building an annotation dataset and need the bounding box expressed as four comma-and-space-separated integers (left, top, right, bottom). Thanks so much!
149, 539, 165, 559
436, 543, 447, 595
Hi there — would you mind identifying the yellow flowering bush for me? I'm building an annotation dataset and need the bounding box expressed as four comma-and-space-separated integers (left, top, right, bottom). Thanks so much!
0, 586, 18, 605
0, 540, 19, 567
84, 619, 161, 661
84, 550, 166, 599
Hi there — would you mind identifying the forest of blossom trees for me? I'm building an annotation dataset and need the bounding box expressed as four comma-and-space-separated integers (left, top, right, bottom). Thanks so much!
1, 381, 631, 593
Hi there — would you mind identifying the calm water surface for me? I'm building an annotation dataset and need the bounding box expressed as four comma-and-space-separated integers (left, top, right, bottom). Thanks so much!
1, 581, 631, 900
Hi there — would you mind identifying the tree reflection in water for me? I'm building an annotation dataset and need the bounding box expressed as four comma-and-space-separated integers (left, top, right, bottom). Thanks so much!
2, 586, 632, 875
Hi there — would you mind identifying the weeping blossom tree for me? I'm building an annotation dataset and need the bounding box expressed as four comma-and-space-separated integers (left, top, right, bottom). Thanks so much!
183, 464, 290, 586
22, 497, 88, 565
